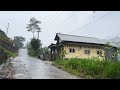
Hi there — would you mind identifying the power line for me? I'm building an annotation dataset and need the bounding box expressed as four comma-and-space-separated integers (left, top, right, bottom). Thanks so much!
53, 11, 76, 28
44, 11, 65, 29
44, 11, 74, 32
105, 32, 120, 39
44, 11, 94, 35
47, 11, 96, 36
43, 11, 98, 45
43, 11, 65, 31
44, 12, 82, 40
42, 12, 76, 43
68, 11, 112, 34
42, 11, 59, 28
43, 11, 112, 46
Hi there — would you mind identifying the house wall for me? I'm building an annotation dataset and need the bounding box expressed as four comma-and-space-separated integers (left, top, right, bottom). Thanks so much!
63, 43, 105, 60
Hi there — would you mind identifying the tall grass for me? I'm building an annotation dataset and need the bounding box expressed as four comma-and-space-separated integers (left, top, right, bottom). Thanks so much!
0, 46, 17, 57
53, 58, 120, 79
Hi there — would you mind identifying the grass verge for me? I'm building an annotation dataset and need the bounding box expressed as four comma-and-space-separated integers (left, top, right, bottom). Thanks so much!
53, 58, 120, 79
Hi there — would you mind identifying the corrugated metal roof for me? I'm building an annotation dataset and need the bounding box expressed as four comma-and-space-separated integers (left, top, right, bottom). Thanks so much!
55, 33, 106, 45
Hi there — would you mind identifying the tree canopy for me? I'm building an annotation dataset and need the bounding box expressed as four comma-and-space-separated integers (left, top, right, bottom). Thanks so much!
26, 17, 41, 38
13, 36, 26, 49
30, 38, 42, 51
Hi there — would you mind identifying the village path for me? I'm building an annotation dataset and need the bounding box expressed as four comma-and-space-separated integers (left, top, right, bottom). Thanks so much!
17, 49, 81, 79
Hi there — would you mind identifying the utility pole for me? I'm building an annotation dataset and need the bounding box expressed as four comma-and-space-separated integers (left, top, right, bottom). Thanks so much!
6, 23, 9, 36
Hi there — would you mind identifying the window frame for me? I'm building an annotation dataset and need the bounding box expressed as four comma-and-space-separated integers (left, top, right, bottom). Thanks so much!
69, 48, 75, 53
97, 51, 102, 56
84, 50, 90, 55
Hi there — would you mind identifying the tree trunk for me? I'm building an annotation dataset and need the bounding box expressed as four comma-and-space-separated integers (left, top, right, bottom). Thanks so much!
38, 32, 39, 39
33, 32, 34, 38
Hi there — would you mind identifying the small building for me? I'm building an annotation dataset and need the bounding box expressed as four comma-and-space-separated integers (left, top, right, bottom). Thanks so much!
49, 33, 117, 61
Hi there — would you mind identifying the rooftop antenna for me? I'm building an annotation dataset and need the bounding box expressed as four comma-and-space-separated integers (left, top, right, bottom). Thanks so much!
6, 23, 9, 36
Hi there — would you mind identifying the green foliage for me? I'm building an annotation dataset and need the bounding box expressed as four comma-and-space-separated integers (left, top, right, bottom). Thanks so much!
30, 38, 41, 51
27, 43, 36, 57
0, 46, 17, 65
104, 42, 119, 60
57, 50, 68, 60
26, 17, 41, 38
41, 46, 50, 53
26, 17, 42, 57
4, 49, 17, 58
27, 38, 42, 57
103, 62, 120, 79
0, 29, 6, 36
0, 30, 17, 64
53, 58, 120, 79
0, 32, 12, 45
0, 46, 17, 58
0, 46, 7, 64
13, 36, 25, 49
36, 46, 50, 55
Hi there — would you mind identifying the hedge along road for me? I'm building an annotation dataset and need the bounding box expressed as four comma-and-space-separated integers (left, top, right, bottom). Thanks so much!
17, 49, 81, 79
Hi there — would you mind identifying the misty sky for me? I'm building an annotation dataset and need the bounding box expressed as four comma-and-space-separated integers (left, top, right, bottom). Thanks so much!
0, 11, 120, 47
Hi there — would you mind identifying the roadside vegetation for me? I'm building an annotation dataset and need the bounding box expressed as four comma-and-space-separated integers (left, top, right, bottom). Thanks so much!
52, 41, 120, 79
0, 46, 17, 58
26, 38, 50, 57
53, 58, 120, 79
26, 17, 50, 58
27, 38, 42, 57
26, 17, 42, 57
13, 36, 26, 49
0, 29, 18, 65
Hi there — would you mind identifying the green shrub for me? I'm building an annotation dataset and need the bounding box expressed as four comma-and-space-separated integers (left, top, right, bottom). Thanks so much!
0, 46, 7, 64
27, 40, 42, 57
53, 59, 66, 66
53, 58, 120, 79
0, 46, 17, 65
4, 50, 17, 58
66, 58, 80, 69
103, 62, 120, 79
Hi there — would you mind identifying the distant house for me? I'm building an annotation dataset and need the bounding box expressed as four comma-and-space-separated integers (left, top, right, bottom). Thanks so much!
49, 33, 117, 61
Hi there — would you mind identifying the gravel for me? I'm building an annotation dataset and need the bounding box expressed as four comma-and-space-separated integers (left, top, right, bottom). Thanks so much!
0, 58, 32, 79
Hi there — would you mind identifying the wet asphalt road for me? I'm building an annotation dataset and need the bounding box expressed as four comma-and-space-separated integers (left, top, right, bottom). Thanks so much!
17, 49, 81, 79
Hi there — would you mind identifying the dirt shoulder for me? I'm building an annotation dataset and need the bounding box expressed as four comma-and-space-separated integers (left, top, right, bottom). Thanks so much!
0, 58, 32, 79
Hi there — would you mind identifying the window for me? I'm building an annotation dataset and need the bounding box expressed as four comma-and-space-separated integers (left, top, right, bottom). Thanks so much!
73, 49, 75, 52
88, 50, 90, 54
84, 50, 87, 54
97, 51, 102, 56
69, 48, 75, 53
84, 50, 90, 54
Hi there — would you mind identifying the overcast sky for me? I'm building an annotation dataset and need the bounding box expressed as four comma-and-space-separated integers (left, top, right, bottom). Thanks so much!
0, 11, 120, 47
